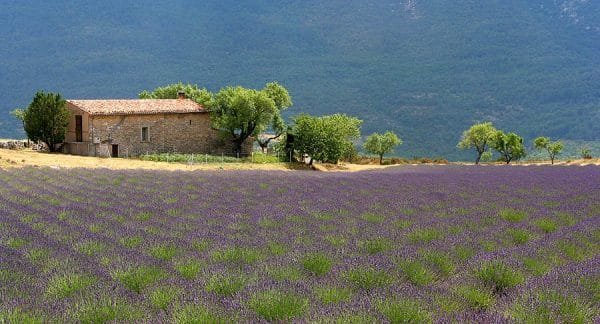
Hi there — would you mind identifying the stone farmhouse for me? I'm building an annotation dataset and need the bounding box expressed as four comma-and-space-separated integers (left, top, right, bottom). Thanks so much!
63, 94, 243, 157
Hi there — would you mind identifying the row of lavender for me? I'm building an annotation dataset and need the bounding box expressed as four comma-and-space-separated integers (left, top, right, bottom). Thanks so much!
0, 165, 598, 322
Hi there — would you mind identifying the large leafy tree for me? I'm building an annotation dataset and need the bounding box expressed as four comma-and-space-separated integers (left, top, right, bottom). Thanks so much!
292, 113, 362, 164
533, 136, 563, 164
23, 91, 71, 152
211, 82, 291, 154
457, 122, 498, 164
491, 131, 526, 164
139, 82, 212, 106
363, 131, 402, 164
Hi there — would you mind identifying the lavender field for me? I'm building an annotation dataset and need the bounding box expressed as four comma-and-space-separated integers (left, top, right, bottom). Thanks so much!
1, 165, 599, 323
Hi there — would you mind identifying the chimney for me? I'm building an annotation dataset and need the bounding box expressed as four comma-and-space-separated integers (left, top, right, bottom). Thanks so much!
177, 91, 186, 100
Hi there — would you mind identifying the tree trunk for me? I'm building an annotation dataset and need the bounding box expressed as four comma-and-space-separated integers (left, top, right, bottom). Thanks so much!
475, 153, 482, 165
551, 157, 554, 165
379, 154, 383, 165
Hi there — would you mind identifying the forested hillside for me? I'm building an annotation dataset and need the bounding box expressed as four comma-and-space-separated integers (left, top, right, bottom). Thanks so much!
1, 0, 599, 159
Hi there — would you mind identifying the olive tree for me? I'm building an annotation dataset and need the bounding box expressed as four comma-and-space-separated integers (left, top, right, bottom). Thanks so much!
139, 82, 212, 106
457, 122, 497, 164
491, 131, 526, 164
292, 113, 362, 164
23, 91, 71, 152
363, 131, 402, 164
533, 137, 563, 164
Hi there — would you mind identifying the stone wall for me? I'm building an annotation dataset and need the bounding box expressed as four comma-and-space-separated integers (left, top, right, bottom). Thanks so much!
87, 113, 250, 157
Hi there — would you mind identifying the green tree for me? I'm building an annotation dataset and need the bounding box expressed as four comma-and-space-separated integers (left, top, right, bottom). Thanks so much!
457, 122, 498, 164
363, 131, 402, 164
139, 82, 212, 106
533, 137, 564, 164
23, 91, 71, 152
211, 82, 292, 154
292, 113, 362, 164
491, 131, 526, 164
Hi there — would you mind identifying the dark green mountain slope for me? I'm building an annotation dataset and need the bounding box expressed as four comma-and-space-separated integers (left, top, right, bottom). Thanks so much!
1, 0, 599, 159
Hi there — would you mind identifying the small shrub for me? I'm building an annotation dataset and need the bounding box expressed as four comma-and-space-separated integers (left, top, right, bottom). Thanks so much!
325, 235, 347, 248
119, 235, 143, 248
149, 287, 180, 311
394, 219, 413, 230
267, 241, 287, 255
361, 238, 392, 254
345, 268, 391, 291
523, 257, 551, 276
314, 286, 352, 304
398, 260, 437, 286
302, 252, 333, 276
135, 211, 153, 221
149, 244, 178, 261
377, 299, 433, 324
74, 299, 142, 324
269, 266, 303, 282
7, 237, 28, 249
510, 290, 596, 324
191, 239, 211, 252
174, 259, 203, 279
45, 273, 97, 299
211, 247, 262, 265
476, 261, 524, 293
499, 209, 527, 222
422, 251, 455, 276
205, 274, 248, 297
361, 213, 386, 224
249, 290, 308, 321
113, 266, 167, 293
555, 212, 577, 226
534, 218, 559, 233
454, 246, 476, 260
457, 286, 495, 310
76, 241, 106, 256
506, 228, 532, 245
0, 309, 44, 324
173, 304, 224, 323
557, 240, 586, 261
407, 228, 442, 244
27, 247, 51, 264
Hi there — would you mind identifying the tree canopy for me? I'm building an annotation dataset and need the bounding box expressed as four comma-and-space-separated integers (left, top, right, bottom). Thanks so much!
534, 136, 563, 164
457, 122, 498, 164
291, 113, 362, 164
211, 82, 292, 153
363, 131, 402, 164
139, 82, 212, 106
491, 131, 526, 164
23, 91, 70, 152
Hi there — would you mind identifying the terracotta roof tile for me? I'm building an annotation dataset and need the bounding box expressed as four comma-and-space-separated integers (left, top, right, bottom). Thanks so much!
67, 99, 206, 115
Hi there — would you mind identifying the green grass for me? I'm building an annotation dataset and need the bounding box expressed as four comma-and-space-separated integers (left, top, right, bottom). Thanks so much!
0, 309, 44, 324
211, 247, 262, 265
314, 286, 352, 304
205, 274, 248, 297
361, 213, 386, 224
191, 239, 211, 252
506, 228, 533, 245
476, 261, 524, 293
377, 299, 433, 324
499, 209, 528, 222
6, 237, 27, 249
457, 286, 495, 310
523, 257, 552, 276
149, 287, 180, 310
268, 266, 304, 282
113, 266, 167, 293
267, 241, 287, 255
422, 250, 455, 276
174, 259, 204, 279
324, 235, 347, 248
394, 219, 413, 230
557, 240, 586, 261
74, 299, 143, 324
398, 260, 437, 286
345, 268, 391, 291
119, 235, 143, 248
149, 244, 178, 261
173, 305, 224, 323
27, 247, 51, 264
302, 252, 333, 276
510, 290, 597, 324
249, 290, 308, 321
76, 241, 106, 256
454, 245, 476, 260
361, 237, 393, 254
45, 273, 97, 299
135, 211, 153, 221
407, 228, 443, 244
534, 218, 559, 233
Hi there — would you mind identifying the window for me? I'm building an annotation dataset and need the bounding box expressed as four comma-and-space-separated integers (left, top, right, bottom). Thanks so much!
141, 127, 149, 142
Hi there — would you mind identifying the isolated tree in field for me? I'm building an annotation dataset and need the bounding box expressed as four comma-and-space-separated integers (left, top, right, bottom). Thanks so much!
254, 82, 293, 152
139, 82, 212, 106
533, 137, 563, 164
491, 131, 526, 164
457, 122, 497, 164
23, 91, 71, 152
363, 131, 402, 164
292, 113, 362, 164
211, 82, 292, 154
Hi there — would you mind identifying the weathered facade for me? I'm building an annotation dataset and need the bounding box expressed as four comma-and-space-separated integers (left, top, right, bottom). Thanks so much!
63, 98, 246, 157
